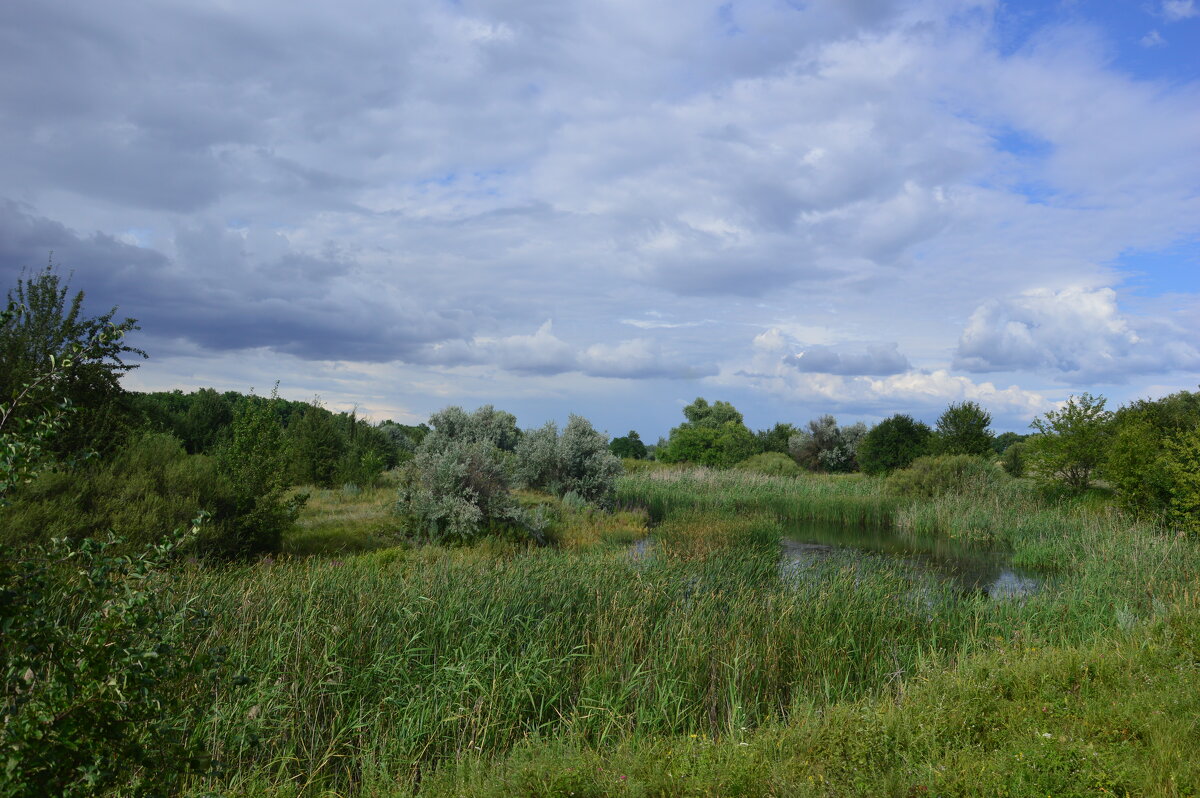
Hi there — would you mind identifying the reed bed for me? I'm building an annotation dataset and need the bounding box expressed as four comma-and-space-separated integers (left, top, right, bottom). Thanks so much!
172, 467, 1200, 795
617, 468, 895, 527
185, 521, 998, 793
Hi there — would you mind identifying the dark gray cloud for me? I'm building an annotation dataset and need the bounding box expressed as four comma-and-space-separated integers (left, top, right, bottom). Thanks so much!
789, 343, 910, 376
0, 201, 472, 362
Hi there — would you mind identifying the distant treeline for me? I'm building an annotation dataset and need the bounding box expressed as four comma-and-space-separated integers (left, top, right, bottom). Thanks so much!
128, 387, 429, 486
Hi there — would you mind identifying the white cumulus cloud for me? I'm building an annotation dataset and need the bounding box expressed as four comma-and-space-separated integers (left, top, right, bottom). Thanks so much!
954, 287, 1200, 383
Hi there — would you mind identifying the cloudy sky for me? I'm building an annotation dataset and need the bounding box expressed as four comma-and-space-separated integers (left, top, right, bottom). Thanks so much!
2, 0, 1198, 438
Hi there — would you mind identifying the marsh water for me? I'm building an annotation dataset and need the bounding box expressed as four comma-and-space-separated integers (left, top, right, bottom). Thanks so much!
630, 520, 1041, 599
781, 519, 1040, 599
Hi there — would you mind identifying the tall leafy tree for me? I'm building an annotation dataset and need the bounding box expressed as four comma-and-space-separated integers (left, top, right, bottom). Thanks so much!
658, 398, 759, 467
932, 401, 994, 456
682, 397, 745, 428
856, 414, 933, 476
0, 263, 144, 455
609, 430, 648, 459
1026, 393, 1111, 491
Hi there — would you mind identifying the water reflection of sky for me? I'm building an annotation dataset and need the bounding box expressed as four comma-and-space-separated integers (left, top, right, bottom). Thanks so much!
780, 521, 1042, 600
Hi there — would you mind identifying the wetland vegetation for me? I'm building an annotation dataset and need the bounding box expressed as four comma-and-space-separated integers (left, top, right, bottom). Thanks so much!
3, 267, 1200, 796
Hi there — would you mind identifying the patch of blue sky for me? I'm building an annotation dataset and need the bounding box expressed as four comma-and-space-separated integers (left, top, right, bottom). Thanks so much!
121, 228, 156, 246
1009, 180, 1059, 205
716, 3, 742, 36
421, 172, 458, 188
1113, 237, 1200, 296
969, 124, 1058, 203
992, 126, 1053, 159
994, 0, 1200, 83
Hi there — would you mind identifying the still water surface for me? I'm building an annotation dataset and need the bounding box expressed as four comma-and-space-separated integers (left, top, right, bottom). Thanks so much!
781, 519, 1040, 599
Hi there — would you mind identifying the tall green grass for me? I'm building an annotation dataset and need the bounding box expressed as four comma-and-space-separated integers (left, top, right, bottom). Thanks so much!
419, 599, 1200, 797
617, 468, 894, 526
165, 466, 1200, 795
187, 528, 1001, 794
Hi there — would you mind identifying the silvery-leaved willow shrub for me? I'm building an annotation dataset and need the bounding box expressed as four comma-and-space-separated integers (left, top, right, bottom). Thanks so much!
515, 415, 622, 509
398, 406, 525, 543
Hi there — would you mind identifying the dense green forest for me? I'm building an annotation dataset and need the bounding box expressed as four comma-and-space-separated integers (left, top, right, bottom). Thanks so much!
3, 268, 1200, 796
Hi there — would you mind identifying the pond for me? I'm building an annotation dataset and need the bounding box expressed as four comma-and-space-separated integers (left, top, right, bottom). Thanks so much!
781, 519, 1041, 599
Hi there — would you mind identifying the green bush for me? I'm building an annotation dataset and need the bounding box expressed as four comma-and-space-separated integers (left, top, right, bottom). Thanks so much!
216, 389, 302, 557
398, 440, 525, 544
1104, 391, 1200, 517
734, 452, 802, 477
1001, 440, 1028, 477
1164, 426, 1200, 534
931, 400, 994, 456
1026, 392, 1111, 492
857, 414, 932, 475
0, 428, 302, 559
886, 454, 1008, 498
514, 416, 623, 507
0, 526, 227, 797
0, 432, 238, 553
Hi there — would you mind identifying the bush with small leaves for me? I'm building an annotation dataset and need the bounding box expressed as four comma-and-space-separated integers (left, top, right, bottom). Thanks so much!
515, 416, 622, 508
514, 422, 560, 493
0, 523, 231, 798
399, 439, 523, 543
421, 405, 521, 453
557, 415, 622, 507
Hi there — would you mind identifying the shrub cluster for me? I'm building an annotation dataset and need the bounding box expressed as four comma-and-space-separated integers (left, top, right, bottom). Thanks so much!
734, 452, 802, 477
885, 454, 1008, 498
516, 415, 622, 506
1, 421, 302, 559
398, 408, 621, 543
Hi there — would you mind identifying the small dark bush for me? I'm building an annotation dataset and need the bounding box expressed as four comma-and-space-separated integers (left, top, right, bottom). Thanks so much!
734, 452, 802, 477
886, 454, 1008, 498
1001, 441, 1027, 477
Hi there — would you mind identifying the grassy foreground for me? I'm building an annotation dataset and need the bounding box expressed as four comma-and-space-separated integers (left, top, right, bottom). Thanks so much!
176, 468, 1198, 796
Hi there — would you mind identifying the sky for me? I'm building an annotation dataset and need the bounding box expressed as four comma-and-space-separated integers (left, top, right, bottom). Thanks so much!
1, 0, 1198, 440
